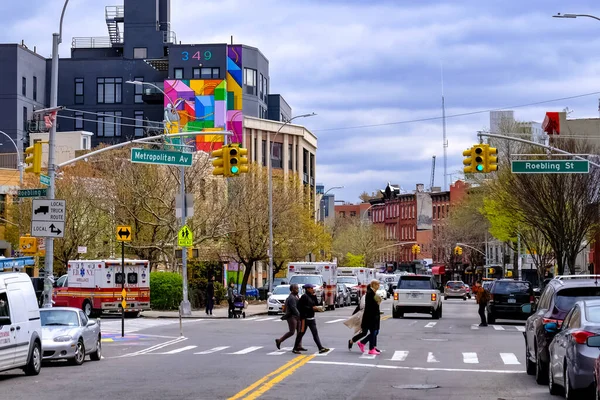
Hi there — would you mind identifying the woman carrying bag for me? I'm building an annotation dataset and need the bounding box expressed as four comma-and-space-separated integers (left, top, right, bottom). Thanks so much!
346, 280, 382, 355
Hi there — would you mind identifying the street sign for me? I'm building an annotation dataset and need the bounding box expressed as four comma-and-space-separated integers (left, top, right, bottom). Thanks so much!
40, 174, 50, 186
116, 226, 132, 242
18, 188, 47, 198
31, 200, 66, 238
77, 246, 87, 254
19, 236, 37, 254
130, 148, 193, 167
178, 225, 193, 247
121, 300, 127, 309
121, 288, 127, 299
511, 160, 589, 174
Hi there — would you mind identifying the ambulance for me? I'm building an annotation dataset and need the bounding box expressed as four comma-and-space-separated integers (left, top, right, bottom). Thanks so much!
53, 259, 151, 317
337, 267, 371, 298
287, 262, 338, 310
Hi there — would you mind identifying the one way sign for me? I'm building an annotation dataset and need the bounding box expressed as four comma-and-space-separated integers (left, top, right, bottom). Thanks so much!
116, 226, 132, 242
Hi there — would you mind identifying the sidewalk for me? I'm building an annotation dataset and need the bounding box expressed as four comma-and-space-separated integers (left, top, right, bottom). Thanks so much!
142, 302, 270, 319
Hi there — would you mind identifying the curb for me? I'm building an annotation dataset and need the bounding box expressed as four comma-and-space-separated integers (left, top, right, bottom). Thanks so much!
141, 311, 271, 320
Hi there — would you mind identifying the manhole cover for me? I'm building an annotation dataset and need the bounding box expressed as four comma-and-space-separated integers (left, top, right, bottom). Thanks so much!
392, 384, 439, 390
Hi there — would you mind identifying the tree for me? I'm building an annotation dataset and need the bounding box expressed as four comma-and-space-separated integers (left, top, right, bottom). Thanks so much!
331, 218, 385, 267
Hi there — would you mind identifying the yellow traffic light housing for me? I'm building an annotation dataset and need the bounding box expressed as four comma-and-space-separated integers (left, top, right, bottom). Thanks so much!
463, 148, 473, 173
228, 145, 240, 176
24, 141, 42, 174
454, 246, 463, 256
473, 145, 485, 173
486, 146, 498, 172
211, 146, 227, 176
237, 146, 249, 174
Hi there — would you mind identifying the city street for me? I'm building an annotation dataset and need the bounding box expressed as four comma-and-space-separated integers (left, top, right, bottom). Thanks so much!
1, 299, 556, 400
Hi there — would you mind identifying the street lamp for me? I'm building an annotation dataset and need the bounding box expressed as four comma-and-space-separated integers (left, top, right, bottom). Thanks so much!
553, 12, 600, 22
318, 186, 343, 221
268, 113, 316, 292
0, 130, 23, 185
126, 80, 192, 316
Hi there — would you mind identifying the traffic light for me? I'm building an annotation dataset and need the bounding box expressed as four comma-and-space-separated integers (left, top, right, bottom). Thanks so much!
454, 246, 463, 256
411, 244, 421, 255
485, 146, 498, 172
24, 141, 42, 174
473, 145, 485, 172
211, 146, 227, 176
228, 145, 240, 176
237, 146, 249, 174
463, 147, 474, 173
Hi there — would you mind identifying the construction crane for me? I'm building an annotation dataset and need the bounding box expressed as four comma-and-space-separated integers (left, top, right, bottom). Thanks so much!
430, 155, 436, 190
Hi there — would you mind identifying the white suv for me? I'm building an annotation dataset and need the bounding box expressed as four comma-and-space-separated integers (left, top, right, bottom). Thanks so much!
392, 275, 443, 319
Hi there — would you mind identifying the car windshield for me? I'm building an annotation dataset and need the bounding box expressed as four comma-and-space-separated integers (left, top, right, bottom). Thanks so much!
492, 282, 531, 294
40, 310, 79, 327
398, 277, 431, 290
556, 287, 600, 311
289, 276, 322, 285
446, 282, 464, 289
337, 277, 358, 285
272, 286, 290, 295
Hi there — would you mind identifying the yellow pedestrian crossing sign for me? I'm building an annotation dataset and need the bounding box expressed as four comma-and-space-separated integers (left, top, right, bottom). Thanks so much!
178, 225, 193, 247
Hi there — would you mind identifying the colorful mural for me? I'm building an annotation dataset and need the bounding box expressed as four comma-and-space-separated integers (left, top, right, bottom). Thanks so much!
164, 45, 244, 152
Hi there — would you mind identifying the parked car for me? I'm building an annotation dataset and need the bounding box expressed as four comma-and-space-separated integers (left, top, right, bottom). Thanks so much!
267, 285, 291, 315
337, 276, 359, 304
336, 284, 350, 308
464, 283, 472, 299
40, 307, 102, 365
548, 299, 600, 399
234, 284, 259, 298
444, 281, 468, 300
392, 275, 443, 319
524, 278, 600, 385
259, 278, 288, 300
486, 279, 534, 323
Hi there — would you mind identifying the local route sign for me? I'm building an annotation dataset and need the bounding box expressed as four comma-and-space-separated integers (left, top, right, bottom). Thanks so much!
18, 188, 47, 198
511, 160, 590, 174
31, 199, 66, 238
40, 174, 50, 186
131, 148, 193, 167
116, 226, 132, 242
178, 225, 193, 247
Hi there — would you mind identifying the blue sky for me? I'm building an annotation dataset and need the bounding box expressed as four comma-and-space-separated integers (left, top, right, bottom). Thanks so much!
3, 0, 600, 202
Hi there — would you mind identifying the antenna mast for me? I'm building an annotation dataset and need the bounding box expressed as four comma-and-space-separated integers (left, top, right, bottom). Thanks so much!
441, 64, 448, 190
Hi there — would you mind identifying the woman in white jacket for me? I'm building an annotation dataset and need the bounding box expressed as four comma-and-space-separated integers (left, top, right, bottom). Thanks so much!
345, 293, 367, 350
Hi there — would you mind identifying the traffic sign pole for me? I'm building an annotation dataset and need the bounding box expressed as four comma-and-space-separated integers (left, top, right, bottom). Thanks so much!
121, 240, 125, 338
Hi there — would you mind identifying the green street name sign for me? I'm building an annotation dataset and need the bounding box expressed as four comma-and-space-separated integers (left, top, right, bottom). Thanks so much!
18, 188, 47, 198
511, 160, 589, 174
130, 148, 193, 167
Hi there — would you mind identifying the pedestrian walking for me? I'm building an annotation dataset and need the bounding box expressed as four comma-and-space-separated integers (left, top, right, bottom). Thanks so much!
474, 280, 490, 327
275, 284, 305, 351
344, 291, 366, 349
351, 280, 382, 355
293, 284, 330, 354
227, 282, 236, 318
205, 276, 215, 316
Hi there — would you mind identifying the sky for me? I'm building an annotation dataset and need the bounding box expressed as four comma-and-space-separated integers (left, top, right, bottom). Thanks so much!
3, 0, 600, 202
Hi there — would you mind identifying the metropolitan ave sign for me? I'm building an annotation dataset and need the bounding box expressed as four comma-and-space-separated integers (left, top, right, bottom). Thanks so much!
511, 160, 589, 174
130, 148, 193, 167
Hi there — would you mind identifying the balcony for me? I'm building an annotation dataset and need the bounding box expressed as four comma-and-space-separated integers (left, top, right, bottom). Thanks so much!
141, 82, 165, 104
72, 37, 113, 49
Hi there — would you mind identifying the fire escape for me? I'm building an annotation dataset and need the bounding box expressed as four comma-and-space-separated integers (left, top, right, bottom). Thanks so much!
105, 6, 124, 45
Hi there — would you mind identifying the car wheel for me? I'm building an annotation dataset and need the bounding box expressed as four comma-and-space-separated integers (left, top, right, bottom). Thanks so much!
488, 313, 496, 324
23, 341, 41, 376
432, 308, 440, 320
463, 296, 467, 301
125, 311, 140, 318
439, 306, 442, 318
392, 307, 400, 319
595, 379, 599, 400
444, 296, 447, 300
83, 300, 93, 318
548, 361, 560, 395
70, 339, 86, 366
90, 336, 102, 361
565, 365, 578, 400
525, 338, 536, 375
535, 344, 548, 385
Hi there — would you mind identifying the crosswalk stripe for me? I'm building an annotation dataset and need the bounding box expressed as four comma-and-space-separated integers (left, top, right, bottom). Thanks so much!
255, 317, 277, 322
493, 325, 505, 331
360, 353, 377, 359
471, 324, 479, 330
427, 352, 439, 363
161, 345, 197, 354
314, 348, 335, 356
240, 317, 259, 321
325, 319, 346, 324
228, 346, 263, 355
267, 347, 293, 355
500, 353, 520, 365
390, 351, 409, 361
194, 346, 230, 355
515, 326, 525, 332
463, 352, 479, 364
425, 322, 437, 328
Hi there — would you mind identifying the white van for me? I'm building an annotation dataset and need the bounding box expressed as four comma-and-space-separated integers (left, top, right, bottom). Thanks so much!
0, 273, 42, 375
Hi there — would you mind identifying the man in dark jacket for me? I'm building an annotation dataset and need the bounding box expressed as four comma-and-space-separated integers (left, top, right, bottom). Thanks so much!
293, 284, 330, 354
275, 284, 304, 350
205, 276, 215, 316
474, 281, 489, 327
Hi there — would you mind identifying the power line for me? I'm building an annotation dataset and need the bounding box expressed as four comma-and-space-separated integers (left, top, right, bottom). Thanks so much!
314, 91, 600, 132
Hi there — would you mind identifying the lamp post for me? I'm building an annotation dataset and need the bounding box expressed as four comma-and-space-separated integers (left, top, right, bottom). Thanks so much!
0, 130, 23, 185
268, 113, 316, 292
553, 13, 600, 22
126, 80, 192, 315
318, 186, 343, 221
42, 0, 70, 308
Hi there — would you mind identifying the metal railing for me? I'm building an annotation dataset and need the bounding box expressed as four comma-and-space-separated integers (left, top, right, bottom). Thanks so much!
72, 37, 113, 48
105, 5, 124, 20
0, 153, 18, 169
142, 82, 165, 95
163, 31, 177, 44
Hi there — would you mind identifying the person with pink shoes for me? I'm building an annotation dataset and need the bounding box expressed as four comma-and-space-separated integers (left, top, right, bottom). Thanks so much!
351, 280, 382, 355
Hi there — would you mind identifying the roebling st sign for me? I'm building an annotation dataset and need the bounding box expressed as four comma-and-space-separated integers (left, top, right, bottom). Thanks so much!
511, 160, 589, 174
130, 148, 193, 167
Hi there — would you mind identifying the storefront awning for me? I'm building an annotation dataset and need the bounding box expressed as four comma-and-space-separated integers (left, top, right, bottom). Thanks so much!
432, 266, 445, 275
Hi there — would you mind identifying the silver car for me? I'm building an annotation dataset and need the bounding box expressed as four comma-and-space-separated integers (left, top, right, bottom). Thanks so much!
40, 307, 102, 365
547, 299, 600, 398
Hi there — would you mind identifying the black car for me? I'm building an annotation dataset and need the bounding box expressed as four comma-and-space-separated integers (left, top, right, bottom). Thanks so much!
487, 279, 535, 323
524, 278, 600, 385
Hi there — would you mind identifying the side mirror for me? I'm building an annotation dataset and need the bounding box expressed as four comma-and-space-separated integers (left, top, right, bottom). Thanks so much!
267, 292, 272, 297
521, 304, 532, 314
53, 281, 58, 288
87, 319, 97, 327
0, 316, 10, 325
544, 322, 558, 333
587, 335, 600, 347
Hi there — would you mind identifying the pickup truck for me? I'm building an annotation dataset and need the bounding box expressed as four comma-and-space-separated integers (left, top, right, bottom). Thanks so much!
392, 275, 443, 319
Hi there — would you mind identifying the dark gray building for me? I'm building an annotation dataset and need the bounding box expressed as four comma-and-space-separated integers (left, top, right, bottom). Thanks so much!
0, 0, 291, 151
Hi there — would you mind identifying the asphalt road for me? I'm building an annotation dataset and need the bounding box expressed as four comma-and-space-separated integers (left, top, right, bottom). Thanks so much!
1, 299, 559, 400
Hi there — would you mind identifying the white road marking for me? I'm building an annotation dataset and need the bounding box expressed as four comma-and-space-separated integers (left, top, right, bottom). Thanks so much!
500, 353, 520, 365
408, 321, 417, 326
255, 317, 277, 322
493, 325, 505, 331
267, 347, 293, 355
471, 325, 479, 330
425, 322, 437, 328
359, 353, 377, 359
239, 317, 259, 321
228, 346, 263, 355
515, 326, 526, 332
309, 360, 526, 374
427, 352, 439, 363
390, 351, 409, 361
463, 352, 479, 364
119, 336, 188, 357
325, 319, 346, 324
314, 348, 335, 356
194, 346, 230, 355
160, 345, 197, 354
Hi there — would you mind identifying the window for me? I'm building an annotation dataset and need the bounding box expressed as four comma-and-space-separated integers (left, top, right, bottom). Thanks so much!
288, 144, 293, 170
398, 276, 432, 290
79, 311, 88, 326
134, 110, 144, 137
97, 78, 122, 104
271, 142, 282, 168
555, 287, 600, 311
97, 111, 122, 137
200, 67, 219, 79
174, 68, 183, 79
192, 68, 200, 79
134, 77, 144, 103
350, 211, 356, 217
133, 47, 147, 59
0, 292, 9, 318
253, 137, 257, 162
33, 76, 37, 101
244, 68, 257, 95
22, 77, 26, 96
22, 107, 28, 132
263, 75, 268, 102
259, 73, 264, 100
74, 111, 84, 130
82, 137, 89, 150
75, 78, 84, 104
